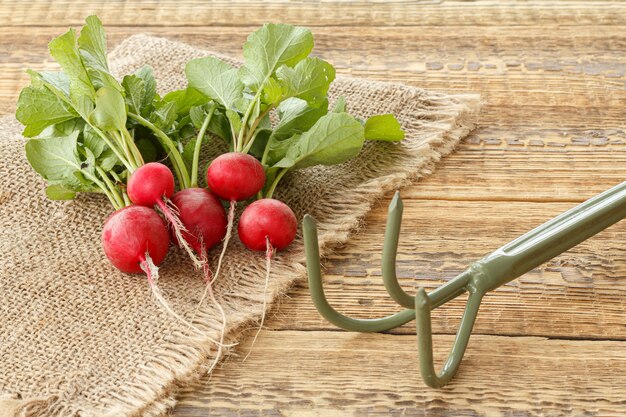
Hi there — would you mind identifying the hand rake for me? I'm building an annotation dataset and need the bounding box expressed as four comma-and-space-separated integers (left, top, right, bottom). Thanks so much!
303, 180, 626, 388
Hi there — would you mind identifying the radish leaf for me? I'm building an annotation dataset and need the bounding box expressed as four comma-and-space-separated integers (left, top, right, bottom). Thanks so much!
45, 184, 77, 200
239, 23, 314, 92
186, 57, 243, 110
16, 85, 78, 137
364, 114, 405, 142
274, 112, 364, 170
274, 57, 335, 106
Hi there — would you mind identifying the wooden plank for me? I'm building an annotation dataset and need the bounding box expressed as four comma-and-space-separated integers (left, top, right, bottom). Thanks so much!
1, 25, 624, 115
173, 331, 626, 416
266, 198, 626, 339
1, 1, 625, 28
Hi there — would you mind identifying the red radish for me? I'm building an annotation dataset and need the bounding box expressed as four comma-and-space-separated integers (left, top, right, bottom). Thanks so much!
127, 162, 175, 206
237, 198, 297, 361
207, 153, 265, 202
202, 153, 267, 287
170, 188, 227, 255
127, 162, 202, 268
238, 199, 297, 251
101, 205, 170, 274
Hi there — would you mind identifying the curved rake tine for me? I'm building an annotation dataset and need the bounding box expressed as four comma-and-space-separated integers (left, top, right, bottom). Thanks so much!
303, 214, 415, 332
382, 192, 473, 310
415, 287, 484, 388
381, 192, 415, 309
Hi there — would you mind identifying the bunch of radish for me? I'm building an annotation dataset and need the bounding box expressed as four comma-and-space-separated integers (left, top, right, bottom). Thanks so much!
17, 17, 405, 356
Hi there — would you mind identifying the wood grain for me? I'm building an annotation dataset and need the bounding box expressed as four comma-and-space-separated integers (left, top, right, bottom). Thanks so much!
2, 1, 626, 28
1, 1, 625, 415
175, 331, 626, 416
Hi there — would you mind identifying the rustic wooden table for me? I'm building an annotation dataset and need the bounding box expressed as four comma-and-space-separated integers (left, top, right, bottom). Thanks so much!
2, 1, 625, 415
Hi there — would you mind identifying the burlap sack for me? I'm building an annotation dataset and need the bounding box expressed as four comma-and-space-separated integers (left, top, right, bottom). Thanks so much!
0, 35, 480, 417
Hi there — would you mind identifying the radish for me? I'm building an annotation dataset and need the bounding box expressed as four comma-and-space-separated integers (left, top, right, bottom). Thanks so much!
127, 162, 203, 268
204, 152, 266, 285
207, 153, 266, 202
101, 205, 177, 325
237, 198, 297, 359
101, 205, 170, 275
170, 188, 227, 255
237, 198, 298, 252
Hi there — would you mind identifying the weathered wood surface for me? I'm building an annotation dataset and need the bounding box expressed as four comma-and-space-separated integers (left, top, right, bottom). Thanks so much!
1, 1, 625, 415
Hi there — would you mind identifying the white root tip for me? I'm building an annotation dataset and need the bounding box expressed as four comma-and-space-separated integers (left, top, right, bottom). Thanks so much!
156, 197, 204, 270
243, 238, 273, 362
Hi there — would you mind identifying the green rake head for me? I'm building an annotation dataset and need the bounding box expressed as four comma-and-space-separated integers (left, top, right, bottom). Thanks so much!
303, 181, 626, 388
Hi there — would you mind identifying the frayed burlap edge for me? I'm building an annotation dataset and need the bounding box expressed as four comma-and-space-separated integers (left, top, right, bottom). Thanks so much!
0, 35, 480, 417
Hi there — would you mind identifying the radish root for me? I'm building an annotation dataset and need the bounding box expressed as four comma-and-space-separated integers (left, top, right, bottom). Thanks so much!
156, 197, 204, 269
243, 237, 273, 362
200, 257, 228, 376
209, 199, 236, 286
140, 253, 228, 347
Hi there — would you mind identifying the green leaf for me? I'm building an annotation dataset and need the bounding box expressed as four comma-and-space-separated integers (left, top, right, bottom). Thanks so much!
134, 65, 157, 113
264, 132, 301, 167
16, 85, 78, 137
225, 109, 242, 136
261, 77, 283, 105
248, 128, 272, 159
185, 57, 243, 110
98, 148, 120, 171
45, 184, 77, 200
181, 139, 196, 172
88, 86, 127, 131
274, 57, 335, 106
364, 114, 405, 142
48, 28, 96, 103
273, 97, 328, 141
189, 105, 231, 142
122, 74, 145, 115
332, 96, 347, 113
151, 100, 177, 131
273, 112, 365, 170
162, 87, 209, 116
25, 131, 85, 188
28, 70, 71, 97
77, 15, 109, 73
82, 123, 106, 157
40, 119, 84, 138
239, 23, 314, 91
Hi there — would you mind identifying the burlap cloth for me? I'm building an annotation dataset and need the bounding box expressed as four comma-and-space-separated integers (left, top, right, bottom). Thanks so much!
0, 35, 480, 417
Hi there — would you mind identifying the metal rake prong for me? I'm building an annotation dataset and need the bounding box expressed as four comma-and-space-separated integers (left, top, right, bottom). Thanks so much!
381, 192, 415, 309
415, 286, 484, 388
303, 214, 416, 333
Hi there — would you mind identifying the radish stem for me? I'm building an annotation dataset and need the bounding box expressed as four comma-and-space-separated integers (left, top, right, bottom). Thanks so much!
96, 166, 125, 208
122, 128, 145, 167
264, 168, 288, 199
191, 106, 215, 188
128, 112, 191, 188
